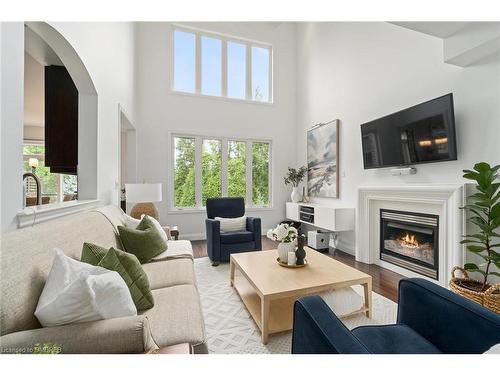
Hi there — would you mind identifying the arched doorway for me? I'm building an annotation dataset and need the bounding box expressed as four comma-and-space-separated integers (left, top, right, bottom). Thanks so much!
25, 22, 98, 201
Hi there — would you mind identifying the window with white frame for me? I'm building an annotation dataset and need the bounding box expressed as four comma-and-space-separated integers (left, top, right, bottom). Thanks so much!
23, 144, 78, 204
172, 26, 273, 103
172, 135, 271, 209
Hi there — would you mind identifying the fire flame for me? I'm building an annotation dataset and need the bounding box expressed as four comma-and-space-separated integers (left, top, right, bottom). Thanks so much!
399, 233, 419, 248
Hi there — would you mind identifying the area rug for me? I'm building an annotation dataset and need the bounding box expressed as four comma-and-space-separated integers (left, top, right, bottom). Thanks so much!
193, 257, 398, 354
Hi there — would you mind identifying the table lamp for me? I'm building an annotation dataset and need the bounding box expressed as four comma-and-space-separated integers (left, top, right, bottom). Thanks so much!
125, 183, 162, 220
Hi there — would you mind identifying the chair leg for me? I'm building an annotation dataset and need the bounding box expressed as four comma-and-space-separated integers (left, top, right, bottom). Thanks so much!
211, 261, 220, 267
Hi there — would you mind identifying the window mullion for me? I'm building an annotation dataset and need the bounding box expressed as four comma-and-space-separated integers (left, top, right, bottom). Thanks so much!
246, 44, 252, 101
221, 40, 227, 98
221, 139, 228, 197
195, 34, 202, 94
268, 47, 273, 102
245, 140, 253, 206
195, 137, 203, 208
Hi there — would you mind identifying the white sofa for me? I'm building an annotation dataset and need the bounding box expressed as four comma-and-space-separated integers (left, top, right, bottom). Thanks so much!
0, 205, 207, 354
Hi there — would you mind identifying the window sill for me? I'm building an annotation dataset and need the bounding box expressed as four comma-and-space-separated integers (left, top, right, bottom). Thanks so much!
167, 206, 274, 215
17, 199, 101, 228
169, 89, 274, 106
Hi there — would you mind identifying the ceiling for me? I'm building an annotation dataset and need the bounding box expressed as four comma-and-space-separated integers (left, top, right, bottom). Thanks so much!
390, 22, 471, 39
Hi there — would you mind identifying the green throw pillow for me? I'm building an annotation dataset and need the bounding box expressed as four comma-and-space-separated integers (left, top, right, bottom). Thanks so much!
118, 217, 167, 263
97, 248, 154, 311
81, 242, 108, 266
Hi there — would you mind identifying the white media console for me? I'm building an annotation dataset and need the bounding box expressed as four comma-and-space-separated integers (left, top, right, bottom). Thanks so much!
285, 202, 355, 232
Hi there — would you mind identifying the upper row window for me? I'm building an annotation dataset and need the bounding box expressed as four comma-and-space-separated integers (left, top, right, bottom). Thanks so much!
173, 27, 273, 103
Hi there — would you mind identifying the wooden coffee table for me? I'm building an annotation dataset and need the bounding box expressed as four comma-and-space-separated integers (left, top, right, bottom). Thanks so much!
230, 248, 372, 344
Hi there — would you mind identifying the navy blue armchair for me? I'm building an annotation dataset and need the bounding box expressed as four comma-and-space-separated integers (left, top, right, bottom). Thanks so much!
205, 197, 262, 265
292, 278, 500, 354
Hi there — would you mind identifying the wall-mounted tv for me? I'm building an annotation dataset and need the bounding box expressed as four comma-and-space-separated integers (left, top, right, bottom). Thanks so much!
360, 93, 457, 169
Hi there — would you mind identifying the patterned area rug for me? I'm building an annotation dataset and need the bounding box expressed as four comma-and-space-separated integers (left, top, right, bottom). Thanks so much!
194, 257, 398, 354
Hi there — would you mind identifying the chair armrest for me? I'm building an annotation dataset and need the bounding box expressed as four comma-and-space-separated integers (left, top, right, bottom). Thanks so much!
246, 217, 262, 250
292, 296, 369, 354
0, 315, 157, 354
205, 219, 221, 261
397, 278, 500, 353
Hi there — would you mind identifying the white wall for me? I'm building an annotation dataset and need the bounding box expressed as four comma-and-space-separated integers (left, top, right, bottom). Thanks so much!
296, 22, 500, 254
1, 23, 24, 232
24, 52, 44, 129
49, 22, 137, 205
0, 22, 137, 232
135, 22, 297, 238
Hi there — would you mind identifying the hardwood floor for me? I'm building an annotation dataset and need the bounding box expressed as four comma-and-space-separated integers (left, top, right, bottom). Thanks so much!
191, 236, 405, 302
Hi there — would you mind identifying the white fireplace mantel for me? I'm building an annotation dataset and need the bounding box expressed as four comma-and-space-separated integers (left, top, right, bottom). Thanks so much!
356, 184, 466, 286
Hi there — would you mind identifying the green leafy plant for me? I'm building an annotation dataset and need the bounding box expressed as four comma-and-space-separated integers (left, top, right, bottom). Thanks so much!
284, 166, 307, 187
460, 162, 500, 291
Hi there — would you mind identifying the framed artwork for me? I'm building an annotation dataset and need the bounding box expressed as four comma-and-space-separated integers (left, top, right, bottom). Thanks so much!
307, 119, 339, 198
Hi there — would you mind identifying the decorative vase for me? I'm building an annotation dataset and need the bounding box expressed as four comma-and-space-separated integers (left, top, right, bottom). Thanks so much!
295, 234, 306, 265
291, 187, 301, 203
278, 241, 295, 263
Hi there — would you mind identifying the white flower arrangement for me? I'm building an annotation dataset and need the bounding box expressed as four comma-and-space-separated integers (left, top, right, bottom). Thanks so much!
267, 223, 298, 243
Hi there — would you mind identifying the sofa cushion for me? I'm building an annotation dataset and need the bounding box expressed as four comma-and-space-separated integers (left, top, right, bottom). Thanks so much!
140, 285, 205, 348
151, 240, 193, 262
35, 250, 136, 327
81, 242, 108, 266
137, 215, 169, 247
118, 223, 167, 264
215, 216, 246, 233
98, 248, 154, 311
352, 324, 442, 354
142, 258, 195, 290
220, 230, 254, 244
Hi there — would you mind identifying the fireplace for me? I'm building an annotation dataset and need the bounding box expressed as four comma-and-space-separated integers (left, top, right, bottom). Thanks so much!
380, 209, 439, 279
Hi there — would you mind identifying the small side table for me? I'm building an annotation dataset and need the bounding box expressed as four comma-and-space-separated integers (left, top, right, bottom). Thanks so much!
170, 226, 179, 240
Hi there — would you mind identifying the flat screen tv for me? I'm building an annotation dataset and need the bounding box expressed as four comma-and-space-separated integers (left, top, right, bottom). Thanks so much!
360, 93, 457, 169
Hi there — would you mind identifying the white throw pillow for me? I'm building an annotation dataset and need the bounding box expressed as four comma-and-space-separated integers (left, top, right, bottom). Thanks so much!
215, 216, 247, 233
319, 287, 364, 317
35, 250, 137, 327
124, 214, 141, 228
484, 343, 500, 354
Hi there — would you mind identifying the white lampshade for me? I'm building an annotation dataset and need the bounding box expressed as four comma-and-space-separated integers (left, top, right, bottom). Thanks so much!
125, 183, 162, 203
29, 158, 39, 168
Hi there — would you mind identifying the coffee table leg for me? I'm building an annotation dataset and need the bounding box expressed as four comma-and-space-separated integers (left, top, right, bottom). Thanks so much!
363, 281, 373, 318
261, 297, 270, 344
229, 258, 235, 286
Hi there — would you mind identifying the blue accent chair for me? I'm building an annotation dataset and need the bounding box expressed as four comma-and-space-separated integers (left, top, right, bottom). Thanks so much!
205, 197, 262, 265
292, 278, 500, 354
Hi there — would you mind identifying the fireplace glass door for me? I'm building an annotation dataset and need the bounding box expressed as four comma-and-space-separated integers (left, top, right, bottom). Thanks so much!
380, 209, 439, 279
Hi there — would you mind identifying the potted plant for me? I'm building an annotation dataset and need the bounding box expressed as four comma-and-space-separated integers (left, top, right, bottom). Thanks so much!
284, 166, 307, 203
267, 223, 298, 263
450, 162, 500, 313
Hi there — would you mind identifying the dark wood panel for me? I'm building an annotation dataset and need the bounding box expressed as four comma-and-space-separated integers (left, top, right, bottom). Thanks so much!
191, 236, 404, 302
45, 65, 78, 175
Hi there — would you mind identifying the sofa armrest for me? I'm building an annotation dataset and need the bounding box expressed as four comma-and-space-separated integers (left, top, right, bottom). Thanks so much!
205, 219, 221, 261
0, 315, 157, 354
397, 278, 500, 354
292, 296, 369, 354
246, 217, 262, 250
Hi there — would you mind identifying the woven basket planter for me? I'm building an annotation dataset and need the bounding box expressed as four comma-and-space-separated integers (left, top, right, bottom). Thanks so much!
449, 266, 500, 314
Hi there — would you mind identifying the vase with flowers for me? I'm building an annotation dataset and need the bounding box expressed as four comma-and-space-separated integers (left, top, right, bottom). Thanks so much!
267, 223, 299, 263
284, 166, 307, 203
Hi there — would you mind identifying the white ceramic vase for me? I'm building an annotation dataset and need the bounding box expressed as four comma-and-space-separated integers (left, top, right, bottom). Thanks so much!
278, 241, 295, 263
291, 187, 301, 203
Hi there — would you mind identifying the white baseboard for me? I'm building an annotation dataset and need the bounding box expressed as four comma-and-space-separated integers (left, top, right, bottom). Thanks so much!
335, 237, 355, 256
